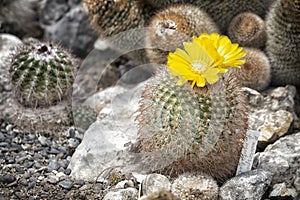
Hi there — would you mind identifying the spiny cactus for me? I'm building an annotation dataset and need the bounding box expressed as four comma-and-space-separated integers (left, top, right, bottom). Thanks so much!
227, 12, 267, 49
0, 40, 80, 133
0, 0, 42, 38
9, 41, 77, 108
139, 189, 180, 200
83, 0, 154, 37
232, 48, 271, 91
266, 0, 300, 86
171, 173, 218, 200
145, 4, 219, 64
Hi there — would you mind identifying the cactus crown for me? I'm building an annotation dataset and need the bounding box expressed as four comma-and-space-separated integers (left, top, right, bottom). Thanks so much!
9, 41, 77, 108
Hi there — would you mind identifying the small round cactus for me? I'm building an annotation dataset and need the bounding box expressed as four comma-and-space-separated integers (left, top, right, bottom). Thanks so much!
227, 12, 267, 49
145, 4, 219, 64
231, 47, 271, 91
266, 0, 300, 86
171, 173, 218, 200
9, 41, 77, 108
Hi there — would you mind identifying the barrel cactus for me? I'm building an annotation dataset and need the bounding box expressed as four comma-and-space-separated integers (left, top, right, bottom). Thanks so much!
266, 0, 300, 86
0, 40, 78, 133
9, 40, 77, 108
133, 33, 248, 183
227, 12, 266, 49
145, 4, 219, 64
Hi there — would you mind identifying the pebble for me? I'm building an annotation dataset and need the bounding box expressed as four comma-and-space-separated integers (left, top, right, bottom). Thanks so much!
48, 159, 59, 171
59, 180, 73, 190
0, 174, 16, 184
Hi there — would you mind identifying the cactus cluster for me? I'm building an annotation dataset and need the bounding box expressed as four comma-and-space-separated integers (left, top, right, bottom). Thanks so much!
232, 48, 271, 91
266, 0, 300, 86
227, 12, 267, 49
133, 68, 248, 183
0, 40, 81, 133
145, 4, 219, 64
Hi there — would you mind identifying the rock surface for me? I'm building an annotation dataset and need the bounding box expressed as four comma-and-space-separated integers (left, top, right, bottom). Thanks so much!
103, 188, 138, 200
142, 174, 171, 196
219, 169, 273, 200
254, 132, 300, 187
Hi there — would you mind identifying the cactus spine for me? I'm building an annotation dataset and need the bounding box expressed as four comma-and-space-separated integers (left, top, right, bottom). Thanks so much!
232, 48, 271, 91
145, 4, 219, 64
227, 12, 267, 49
266, 0, 300, 86
134, 68, 248, 183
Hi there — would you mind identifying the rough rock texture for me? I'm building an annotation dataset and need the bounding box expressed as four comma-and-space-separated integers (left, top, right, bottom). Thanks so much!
69, 82, 144, 180
142, 174, 171, 196
269, 182, 298, 198
103, 188, 138, 200
39, 0, 98, 58
219, 169, 273, 200
171, 173, 218, 200
244, 86, 299, 146
254, 132, 300, 187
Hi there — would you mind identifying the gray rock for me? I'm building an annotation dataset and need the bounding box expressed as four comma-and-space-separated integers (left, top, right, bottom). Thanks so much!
59, 180, 73, 190
244, 86, 299, 145
142, 174, 171, 196
254, 132, 300, 187
69, 82, 145, 181
0, 173, 16, 184
219, 169, 272, 200
103, 188, 138, 200
171, 173, 218, 200
269, 183, 298, 198
40, 0, 97, 57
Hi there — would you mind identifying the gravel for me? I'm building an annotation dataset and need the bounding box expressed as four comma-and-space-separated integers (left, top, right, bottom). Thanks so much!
0, 120, 111, 199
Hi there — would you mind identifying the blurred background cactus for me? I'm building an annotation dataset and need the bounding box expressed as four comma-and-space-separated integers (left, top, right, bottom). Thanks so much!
227, 12, 267, 49
231, 48, 271, 91
266, 0, 300, 86
145, 4, 219, 64
0, 0, 42, 38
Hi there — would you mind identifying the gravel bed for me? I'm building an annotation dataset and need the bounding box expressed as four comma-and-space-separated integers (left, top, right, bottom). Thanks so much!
0, 120, 111, 199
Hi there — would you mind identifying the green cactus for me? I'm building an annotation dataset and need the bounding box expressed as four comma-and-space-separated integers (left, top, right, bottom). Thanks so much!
231, 47, 271, 91
83, 0, 154, 37
145, 4, 219, 64
227, 12, 267, 49
266, 0, 300, 86
9, 41, 77, 108
133, 68, 248, 183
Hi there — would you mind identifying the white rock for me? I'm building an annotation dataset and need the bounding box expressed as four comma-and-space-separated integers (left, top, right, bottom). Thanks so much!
103, 188, 138, 200
142, 174, 171, 196
269, 182, 298, 198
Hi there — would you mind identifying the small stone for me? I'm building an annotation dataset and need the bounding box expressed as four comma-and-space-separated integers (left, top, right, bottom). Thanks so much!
19, 178, 28, 186
15, 165, 24, 173
269, 183, 298, 198
34, 162, 44, 169
64, 168, 71, 175
38, 135, 47, 146
75, 179, 85, 186
47, 175, 59, 184
59, 180, 73, 190
142, 174, 171, 196
103, 188, 138, 200
48, 159, 59, 171
68, 128, 76, 138
0, 174, 16, 184
24, 162, 34, 168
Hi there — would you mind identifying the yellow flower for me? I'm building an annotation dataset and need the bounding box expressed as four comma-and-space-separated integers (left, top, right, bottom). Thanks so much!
194, 33, 246, 73
167, 33, 246, 87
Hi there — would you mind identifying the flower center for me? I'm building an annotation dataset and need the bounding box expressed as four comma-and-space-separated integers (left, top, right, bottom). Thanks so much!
192, 60, 207, 73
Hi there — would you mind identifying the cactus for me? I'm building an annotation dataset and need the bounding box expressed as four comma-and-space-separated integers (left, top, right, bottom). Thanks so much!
231, 48, 271, 91
0, 40, 80, 133
0, 0, 42, 38
171, 173, 218, 200
266, 0, 300, 86
140, 189, 180, 200
227, 12, 267, 49
132, 33, 248, 183
145, 4, 219, 64
9, 41, 77, 108
83, 0, 154, 37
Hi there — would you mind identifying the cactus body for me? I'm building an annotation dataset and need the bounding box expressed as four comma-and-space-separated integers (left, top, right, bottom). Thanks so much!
232, 48, 271, 91
145, 4, 219, 64
266, 0, 300, 86
9, 41, 77, 108
227, 12, 266, 49
83, 0, 154, 37
134, 68, 248, 183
